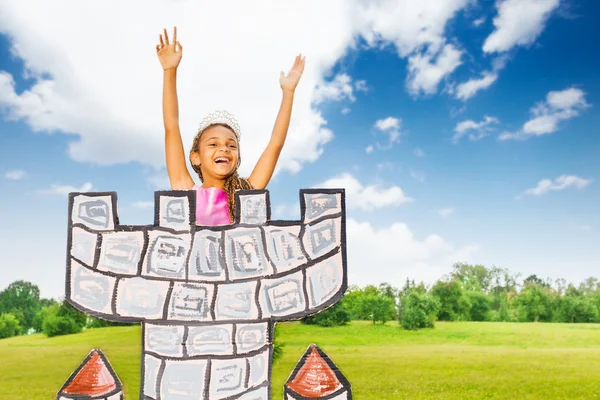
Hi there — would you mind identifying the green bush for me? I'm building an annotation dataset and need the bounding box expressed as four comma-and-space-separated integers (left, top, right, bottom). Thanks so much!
42, 314, 82, 337
0, 313, 21, 339
302, 301, 351, 327
41, 301, 87, 337
467, 292, 493, 321
400, 292, 440, 330
431, 280, 471, 321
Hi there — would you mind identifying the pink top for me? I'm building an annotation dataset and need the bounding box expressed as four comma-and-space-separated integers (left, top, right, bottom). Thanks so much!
193, 185, 232, 226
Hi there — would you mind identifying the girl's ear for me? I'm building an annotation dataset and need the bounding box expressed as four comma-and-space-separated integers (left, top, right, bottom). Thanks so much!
190, 151, 201, 166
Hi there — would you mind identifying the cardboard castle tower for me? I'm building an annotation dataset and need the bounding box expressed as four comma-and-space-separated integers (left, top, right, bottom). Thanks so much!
65, 189, 349, 399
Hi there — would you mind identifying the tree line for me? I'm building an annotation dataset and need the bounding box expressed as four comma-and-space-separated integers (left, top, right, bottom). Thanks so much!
302, 263, 600, 330
0, 280, 130, 339
1, 263, 600, 338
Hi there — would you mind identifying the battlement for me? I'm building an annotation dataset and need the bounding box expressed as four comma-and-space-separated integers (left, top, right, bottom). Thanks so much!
66, 189, 347, 325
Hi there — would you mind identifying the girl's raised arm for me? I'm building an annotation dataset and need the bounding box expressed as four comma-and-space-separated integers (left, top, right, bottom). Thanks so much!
248, 54, 305, 189
157, 27, 194, 190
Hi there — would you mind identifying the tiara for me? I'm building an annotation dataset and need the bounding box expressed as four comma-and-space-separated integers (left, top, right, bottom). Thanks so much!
197, 110, 241, 139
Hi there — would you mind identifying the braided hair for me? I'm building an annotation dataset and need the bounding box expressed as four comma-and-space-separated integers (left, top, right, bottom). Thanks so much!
189, 123, 253, 223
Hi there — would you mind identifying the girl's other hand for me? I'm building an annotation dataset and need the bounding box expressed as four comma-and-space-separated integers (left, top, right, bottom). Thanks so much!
280, 53, 305, 93
157, 27, 182, 71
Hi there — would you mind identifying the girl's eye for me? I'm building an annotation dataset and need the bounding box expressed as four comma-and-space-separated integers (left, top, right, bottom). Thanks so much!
208, 143, 216, 147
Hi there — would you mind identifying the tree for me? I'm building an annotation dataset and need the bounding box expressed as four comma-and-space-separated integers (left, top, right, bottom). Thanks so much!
431, 280, 471, 321
41, 300, 87, 337
0, 281, 42, 333
451, 263, 492, 293
400, 292, 440, 330
301, 301, 351, 327
514, 283, 553, 322
555, 294, 599, 323
0, 313, 21, 339
523, 275, 550, 289
33, 302, 58, 333
467, 292, 492, 321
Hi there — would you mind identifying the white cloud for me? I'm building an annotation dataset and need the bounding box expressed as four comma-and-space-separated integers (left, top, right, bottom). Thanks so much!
437, 208, 455, 217
147, 170, 171, 189
521, 175, 592, 197
272, 202, 301, 220
4, 169, 26, 180
312, 73, 355, 104
316, 173, 413, 211
483, 0, 560, 53
499, 87, 588, 141
347, 218, 479, 289
365, 145, 374, 154
413, 147, 425, 157
454, 72, 498, 101
410, 169, 426, 182
453, 115, 499, 143
407, 43, 463, 96
341, 107, 351, 115
473, 17, 486, 27
354, 80, 368, 92
42, 182, 93, 196
373, 116, 401, 149
0, 0, 472, 175
133, 201, 154, 209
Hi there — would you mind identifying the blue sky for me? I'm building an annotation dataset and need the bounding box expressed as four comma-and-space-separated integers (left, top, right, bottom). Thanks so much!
1, 0, 599, 299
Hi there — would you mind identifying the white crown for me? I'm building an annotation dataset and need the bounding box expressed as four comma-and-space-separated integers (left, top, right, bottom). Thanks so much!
197, 110, 241, 139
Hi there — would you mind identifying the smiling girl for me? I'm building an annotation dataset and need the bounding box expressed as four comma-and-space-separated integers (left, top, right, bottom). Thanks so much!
156, 26, 305, 225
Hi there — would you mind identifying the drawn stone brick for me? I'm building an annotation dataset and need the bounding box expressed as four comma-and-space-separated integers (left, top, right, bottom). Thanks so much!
97, 231, 144, 275
143, 354, 162, 400
209, 358, 247, 400
225, 228, 272, 280
143, 231, 191, 279
215, 281, 259, 321
70, 227, 98, 267
302, 192, 341, 224
264, 225, 307, 273
302, 218, 341, 259
167, 282, 214, 321
259, 271, 305, 318
188, 230, 226, 282
70, 260, 115, 315
247, 349, 269, 388
71, 195, 115, 231
238, 192, 268, 225
159, 195, 192, 231
160, 359, 208, 400
306, 252, 344, 309
235, 323, 269, 354
144, 323, 185, 357
186, 324, 233, 356
116, 277, 169, 320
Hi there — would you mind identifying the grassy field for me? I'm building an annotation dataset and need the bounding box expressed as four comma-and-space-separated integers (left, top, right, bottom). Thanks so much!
1, 321, 600, 399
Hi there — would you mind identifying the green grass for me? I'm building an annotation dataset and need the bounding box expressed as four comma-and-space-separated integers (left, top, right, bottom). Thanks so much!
1, 321, 600, 399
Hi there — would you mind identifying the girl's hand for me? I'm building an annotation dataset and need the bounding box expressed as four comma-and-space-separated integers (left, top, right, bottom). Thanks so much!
156, 27, 182, 71
279, 54, 305, 93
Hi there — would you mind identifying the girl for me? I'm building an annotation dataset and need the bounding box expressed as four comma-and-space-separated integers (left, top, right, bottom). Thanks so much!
156, 27, 305, 225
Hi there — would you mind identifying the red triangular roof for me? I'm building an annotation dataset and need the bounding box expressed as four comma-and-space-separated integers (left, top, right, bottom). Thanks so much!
59, 350, 120, 397
286, 344, 342, 398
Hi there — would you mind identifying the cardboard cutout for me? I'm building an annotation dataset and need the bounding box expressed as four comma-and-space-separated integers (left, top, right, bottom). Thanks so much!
65, 189, 347, 399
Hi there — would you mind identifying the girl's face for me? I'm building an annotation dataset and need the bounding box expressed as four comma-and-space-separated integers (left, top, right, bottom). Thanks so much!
193, 125, 240, 181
